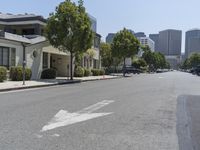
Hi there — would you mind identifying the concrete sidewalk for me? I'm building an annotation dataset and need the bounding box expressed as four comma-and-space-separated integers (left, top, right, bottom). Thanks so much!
0, 75, 121, 92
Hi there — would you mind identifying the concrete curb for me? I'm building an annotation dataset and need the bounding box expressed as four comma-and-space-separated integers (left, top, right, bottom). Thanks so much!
0, 80, 82, 92
0, 76, 122, 92
80, 76, 123, 82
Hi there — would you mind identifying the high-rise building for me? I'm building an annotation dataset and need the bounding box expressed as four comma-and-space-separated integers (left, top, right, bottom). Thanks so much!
158, 29, 182, 69
138, 37, 155, 51
88, 14, 97, 32
158, 29, 182, 56
134, 32, 146, 38
106, 33, 116, 44
149, 34, 159, 52
106, 30, 135, 44
185, 29, 200, 58
127, 29, 135, 35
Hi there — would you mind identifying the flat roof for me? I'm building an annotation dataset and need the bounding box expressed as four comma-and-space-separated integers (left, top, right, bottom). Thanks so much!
0, 13, 46, 23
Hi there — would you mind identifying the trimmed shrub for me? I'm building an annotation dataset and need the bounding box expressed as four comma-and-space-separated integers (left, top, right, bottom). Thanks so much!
99, 69, 105, 75
91, 69, 100, 76
84, 68, 91, 77
0, 66, 7, 82
91, 69, 105, 76
74, 66, 85, 77
140, 66, 148, 73
10, 66, 32, 81
41, 68, 57, 79
132, 58, 147, 69
25, 68, 32, 80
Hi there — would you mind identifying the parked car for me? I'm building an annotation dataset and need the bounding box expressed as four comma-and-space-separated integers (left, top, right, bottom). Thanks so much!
189, 67, 197, 74
156, 69, 169, 73
123, 66, 142, 74
195, 66, 200, 76
189, 65, 200, 75
156, 69, 163, 73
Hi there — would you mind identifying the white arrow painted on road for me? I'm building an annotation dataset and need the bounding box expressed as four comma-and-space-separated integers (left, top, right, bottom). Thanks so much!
41, 100, 114, 132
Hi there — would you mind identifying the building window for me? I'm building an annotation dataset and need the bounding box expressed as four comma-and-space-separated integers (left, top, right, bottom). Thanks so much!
22, 28, 35, 35
41, 29, 44, 35
43, 52, 48, 69
90, 58, 93, 67
10, 48, 16, 66
0, 47, 9, 68
93, 59, 97, 69
94, 36, 100, 48
84, 56, 87, 67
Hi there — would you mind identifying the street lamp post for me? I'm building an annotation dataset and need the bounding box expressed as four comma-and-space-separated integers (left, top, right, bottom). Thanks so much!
67, 27, 73, 80
22, 43, 26, 85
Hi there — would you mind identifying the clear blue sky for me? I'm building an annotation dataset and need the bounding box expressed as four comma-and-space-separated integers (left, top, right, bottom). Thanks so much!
1, 0, 200, 52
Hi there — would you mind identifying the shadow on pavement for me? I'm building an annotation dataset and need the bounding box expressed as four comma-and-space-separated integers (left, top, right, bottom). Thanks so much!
177, 95, 200, 150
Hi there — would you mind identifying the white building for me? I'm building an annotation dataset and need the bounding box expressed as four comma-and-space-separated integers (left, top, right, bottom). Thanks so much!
0, 13, 101, 79
0, 32, 71, 79
138, 37, 155, 51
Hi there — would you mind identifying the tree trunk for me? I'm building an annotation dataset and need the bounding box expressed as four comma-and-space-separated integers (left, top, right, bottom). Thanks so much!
70, 52, 73, 80
123, 57, 126, 77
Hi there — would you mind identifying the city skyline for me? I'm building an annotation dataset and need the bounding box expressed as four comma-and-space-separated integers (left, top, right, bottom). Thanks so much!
1, 0, 200, 53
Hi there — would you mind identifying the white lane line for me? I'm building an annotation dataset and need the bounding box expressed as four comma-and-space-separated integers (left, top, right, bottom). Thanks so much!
51, 134, 60, 137
78, 100, 114, 113
34, 134, 43, 138
41, 100, 114, 132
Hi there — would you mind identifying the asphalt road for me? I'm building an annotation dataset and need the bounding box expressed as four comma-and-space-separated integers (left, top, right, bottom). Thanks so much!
0, 71, 200, 150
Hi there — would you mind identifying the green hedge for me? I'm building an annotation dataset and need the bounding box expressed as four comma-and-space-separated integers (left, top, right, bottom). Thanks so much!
74, 66, 85, 77
0, 66, 7, 82
84, 68, 91, 77
10, 66, 32, 81
41, 68, 57, 79
91, 69, 99, 76
91, 69, 105, 76
99, 69, 105, 75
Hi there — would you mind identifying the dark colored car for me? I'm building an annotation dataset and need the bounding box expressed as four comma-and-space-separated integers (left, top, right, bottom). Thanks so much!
196, 66, 200, 76
190, 65, 200, 75
123, 66, 142, 74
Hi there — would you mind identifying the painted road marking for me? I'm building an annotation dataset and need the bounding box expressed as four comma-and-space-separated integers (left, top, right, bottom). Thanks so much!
51, 134, 60, 137
41, 100, 114, 132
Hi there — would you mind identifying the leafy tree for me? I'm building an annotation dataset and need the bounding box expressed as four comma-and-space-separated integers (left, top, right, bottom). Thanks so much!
45, 0, 93, 80
154, 52, 168, 69
100, 42, 113, 69
132, 58, 147, 69
142, 46, 155, 71
166, 62, 171, 69
181, 53, 200, 69
181, 58, 191, 69
86, 48, 96, 68
74, 52, 84, 67
111, 28, 140, 75
189, 53, 200, 68
142, 46, 168, 71
112, 57, 122, 73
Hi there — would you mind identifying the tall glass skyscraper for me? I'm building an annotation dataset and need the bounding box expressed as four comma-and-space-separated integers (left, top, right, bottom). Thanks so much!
88, 14, 97, 32
185, 29, 200, 58
158, 29, 182, 56
149, 34, 159, 52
